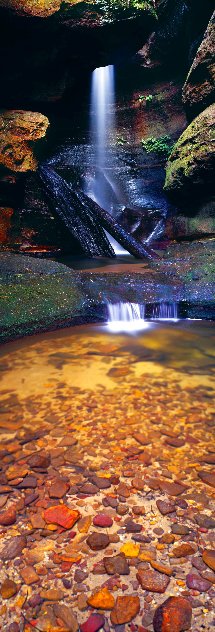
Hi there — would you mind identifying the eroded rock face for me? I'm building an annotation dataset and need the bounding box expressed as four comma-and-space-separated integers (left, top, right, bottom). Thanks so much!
182, 11, 215, 117
0, 110, 49, 172
0, 0, 62, 17
164, 104, 215, 196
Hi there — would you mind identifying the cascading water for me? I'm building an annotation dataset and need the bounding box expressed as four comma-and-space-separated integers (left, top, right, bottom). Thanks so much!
88, 65, 128, 255
107, 302, 147, 332
106, 301, 179, 332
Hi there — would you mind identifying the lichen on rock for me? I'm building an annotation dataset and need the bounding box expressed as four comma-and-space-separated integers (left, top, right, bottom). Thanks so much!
164, 103, 215, 196
0, 110, 49, 172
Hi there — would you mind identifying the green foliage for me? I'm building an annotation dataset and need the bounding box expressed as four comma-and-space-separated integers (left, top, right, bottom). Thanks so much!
138, 94, 153, 104
141, 135, 173, 157
115, 135, 128, 145
61, 0, 157, 25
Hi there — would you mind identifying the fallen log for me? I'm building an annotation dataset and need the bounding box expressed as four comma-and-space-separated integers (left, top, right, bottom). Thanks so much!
39, 165, 115, 258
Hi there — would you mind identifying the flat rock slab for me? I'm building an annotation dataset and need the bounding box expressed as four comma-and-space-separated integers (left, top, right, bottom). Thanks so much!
137, 569, 170, 593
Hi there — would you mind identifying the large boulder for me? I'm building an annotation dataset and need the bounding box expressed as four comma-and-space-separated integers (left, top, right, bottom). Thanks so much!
164, 104, 215, 197
0, 110, 49, 172
182, 11, 215, 117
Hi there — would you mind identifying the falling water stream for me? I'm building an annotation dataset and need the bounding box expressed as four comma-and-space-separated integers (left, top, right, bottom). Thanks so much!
88, 65, 128, 255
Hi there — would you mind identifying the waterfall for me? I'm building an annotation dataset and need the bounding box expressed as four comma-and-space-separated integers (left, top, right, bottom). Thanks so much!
106, 301, 179, 332
152, 303, 178, 321
88, 65, 128, 255
107, 302, 147, 332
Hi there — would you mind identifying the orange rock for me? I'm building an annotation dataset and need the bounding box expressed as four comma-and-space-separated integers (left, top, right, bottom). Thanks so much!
150, 561, 172, 576
172, 543, 195, 558
111, 595, 140, 624
20, 566, 39, 585
153, 596, 192, 631
120, 542, 140, 557
43, 505, 80, 529
87, 587, 115, 610
202, 549, 215, 571
0, 579, 18, 599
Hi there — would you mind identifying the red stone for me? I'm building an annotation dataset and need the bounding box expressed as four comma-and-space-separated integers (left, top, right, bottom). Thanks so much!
44, 505, 80, 529
93, 513, 113, 528
153, 596, 192, 631
80, 613, 105, 632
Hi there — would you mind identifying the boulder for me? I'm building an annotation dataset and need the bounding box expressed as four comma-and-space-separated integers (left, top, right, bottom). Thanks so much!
164, 104, 215, 197
0, 110, 49, 172
182, 11, 215, 116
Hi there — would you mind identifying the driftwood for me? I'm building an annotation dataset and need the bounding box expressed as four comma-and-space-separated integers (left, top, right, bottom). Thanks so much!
39, 165, 158, 260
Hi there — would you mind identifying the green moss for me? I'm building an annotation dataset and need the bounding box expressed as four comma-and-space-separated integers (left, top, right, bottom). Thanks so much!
141, 135, 173, 157
60, 0, 157, 24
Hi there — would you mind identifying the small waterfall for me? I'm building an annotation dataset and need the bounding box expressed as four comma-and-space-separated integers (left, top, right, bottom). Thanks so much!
106, 301, 179, 332
88, 65, 128, 255
107, 302, 147, 332
152, 303, 178, 321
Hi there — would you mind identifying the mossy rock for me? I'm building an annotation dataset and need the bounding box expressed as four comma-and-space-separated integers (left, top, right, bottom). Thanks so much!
164, 104, 215, 197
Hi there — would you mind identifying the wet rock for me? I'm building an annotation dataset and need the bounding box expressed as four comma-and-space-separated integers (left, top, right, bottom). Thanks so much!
195, 513, 215, 529
91, 476, 111, 489
49, 478, 69, 498
137, 569, 170, 593
80, 613, 105, 632
93, 513, 113, 528
103, 553, 130, 575
1, 535, 27, 560
110, 595, 140, 625
198, 470, 215, 488
186, 573, 212, 591
159, 480, 187, 496
87, 532, 110, 551
53, 604, 79, 631
156, 500, 176, 515
171, 524, 190, 535
87, 586, 115, 609
173, 543, 195, 557
202, 550, 215, 572
17, 475, 37, 488
40, 588, 64, 600
20, 565, 39, 584
44, 504, 80, 528
153, 596, 192, 631
0, 507, 16, 525
0, 578, 18, 599
124, 519, 142, 533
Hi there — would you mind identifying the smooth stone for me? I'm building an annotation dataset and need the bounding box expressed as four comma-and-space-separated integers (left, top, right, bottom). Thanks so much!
93, 514, 113, 528
173, 543, 195, 557
156, 500, 176, 515
202, 550, 215, 572
80, 613, 105, 632
198, 471, 215, 488
87, 532, 110, 551
0, 507, 16, 525
195, 513, 215, 529
171, 524, 190, 535
186, 573, 212, 592
0, 578, 18, 599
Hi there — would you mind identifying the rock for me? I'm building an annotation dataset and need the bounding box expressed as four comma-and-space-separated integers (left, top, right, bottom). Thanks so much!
202, 550, 215, 571
93, 514, 113, 528
87, 587, 115, 610
0, 578, 18, 599
120, 542, 140, 557
150, 561, 172, 576
164, 104, 215, 197
103, 553, 130, 575
40, 588, 64, 600
156, 500, 176, 515
159, 480, 187, 496
78, 516, 92, 533
195, 513, 215, 529
132, 477, 145, 491
125, 519, 142, 533
20, 566, 39, 585
117, 482, 131, 497
79, 482, 98, 495
173, 543, 195, 558
91, 475, 111, 489
198, 470, 215, 488
53, 604, 79, 631
186, 573, 212, 591
80, 613, 105, 632
171, 524, 190, 535
137, 569, 170, 593
28, 451, 51, 469
1, 535, 27, 560
17, 475, 37, 488
43, 504, 80, 528
165, 437, 185, 448
182, 11, 215, 116
153, 596, 192, 632
49, 479, 69, 498
110, 595, 140, 625
0, 507, 16, 525
0, 111, 49, 172
87, 532, 110, 551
